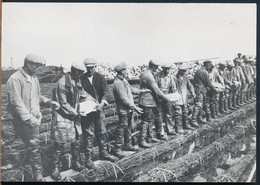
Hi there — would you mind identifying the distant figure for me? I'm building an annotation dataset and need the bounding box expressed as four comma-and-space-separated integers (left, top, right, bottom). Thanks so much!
139, 59, 170, 148
112, 62, 148, 159
7, 54, 60, 181
50, 62, 86, 180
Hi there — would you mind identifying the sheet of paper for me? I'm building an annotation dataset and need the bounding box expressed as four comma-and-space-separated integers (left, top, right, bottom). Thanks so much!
165, 92, 182, 102
79, 100, 98, 116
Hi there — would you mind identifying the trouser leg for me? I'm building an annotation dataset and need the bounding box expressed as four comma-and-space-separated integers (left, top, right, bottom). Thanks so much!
139, 106, 152, 148
204, 91, 212, 122
51, 142, 64, 180
162, 101, 176, 135
71, 140, 83, 171
153, 106, 167, 140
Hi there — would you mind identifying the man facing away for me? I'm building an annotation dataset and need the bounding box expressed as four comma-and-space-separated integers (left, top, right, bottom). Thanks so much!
7, 54, 60, 181
113, 62, 149, 159
80, 58, 118, 170
50, 62, 87, 180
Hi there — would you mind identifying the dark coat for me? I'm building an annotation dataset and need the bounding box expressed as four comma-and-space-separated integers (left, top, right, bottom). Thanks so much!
81, 72, 108, 103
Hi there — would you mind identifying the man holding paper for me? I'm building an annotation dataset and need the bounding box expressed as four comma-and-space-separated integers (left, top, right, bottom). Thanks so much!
50, 62, 86, 180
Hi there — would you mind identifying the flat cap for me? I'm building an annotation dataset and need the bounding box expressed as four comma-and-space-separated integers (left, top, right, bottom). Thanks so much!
162, 63, 172, 68
114, 62, 127, 73
25, 54, 43, 65
226, 60, 234, 67
218, 61, 227, 66
71, 62, 85, 71
83, 58, 97, 67
203, 60, 213, 66
149, 59, 160, 66
178, 63, 190, 70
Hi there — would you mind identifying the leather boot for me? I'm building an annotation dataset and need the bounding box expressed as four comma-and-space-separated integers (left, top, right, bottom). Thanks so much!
124, 144, 139, 152
228, 97, 236, 111
190, 106, 200, 128
175, 115, 184, 134
84, 136, 96, 170
205, 103, 212, 122
215, 102, 221, 117
29, 148, 46, 182
232, 96, 240, 109
157, 134, 168, 141
182, 110, 195, 130
224, 98, 232, 113
210, 103, 216, 119
140, 141, 152, 148
219, 99, 228, 114
71, 140, 83, 172
51, 143, 63, 181
98, 134, 119, 162
114, 149, 126, 159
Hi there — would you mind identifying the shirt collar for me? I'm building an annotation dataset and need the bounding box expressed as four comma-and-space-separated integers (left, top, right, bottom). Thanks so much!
19, 67, 35, 83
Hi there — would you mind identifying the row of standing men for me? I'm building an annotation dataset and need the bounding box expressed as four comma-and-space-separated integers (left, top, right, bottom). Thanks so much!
6, 54, 256, 181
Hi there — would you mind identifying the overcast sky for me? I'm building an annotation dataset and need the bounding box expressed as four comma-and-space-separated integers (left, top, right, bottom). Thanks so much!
2, 3, 256, 69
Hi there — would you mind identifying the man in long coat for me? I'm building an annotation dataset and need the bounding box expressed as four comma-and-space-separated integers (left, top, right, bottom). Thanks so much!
139, 59, 170, 148
7, 54, 60, 181
50, 62, 86, 180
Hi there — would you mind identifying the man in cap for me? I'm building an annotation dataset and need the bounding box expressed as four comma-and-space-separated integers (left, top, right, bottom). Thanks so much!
222, 60, 240, 111
81, 58, 118, 170
50, 62, 88, 180
113, 62, 149, 158
243, 57, 255, 103
208, 62, 225, 118
190, 60, 217, 128
233, 58, 246, 107
172, 63, 196, 132
217, 61, 231, 114
7, 54, 60, 181
138, 59, 170, 148
155, 64, 177, 135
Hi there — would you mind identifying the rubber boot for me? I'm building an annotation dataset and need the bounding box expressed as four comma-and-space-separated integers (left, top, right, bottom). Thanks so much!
219, 99, 228, 114
175, 115, 184, 134
98, 134, 119, 162
182, 107, 195, 130
228, 96, 236, 111
205, 103, 212, 122
210, 103, 216, 119
29, 148, 46, 182
84, 136, 97, 170
190, 106, 200, 128
51, 143, 63, 180
71, 140, 83, 172
114, 126, 126, 159
232, 95, 240, 109
224, 98, 232, 113
215, 102, 221, 117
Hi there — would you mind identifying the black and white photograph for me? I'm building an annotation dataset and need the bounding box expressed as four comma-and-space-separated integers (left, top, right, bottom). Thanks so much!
1, 2, 257, 182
